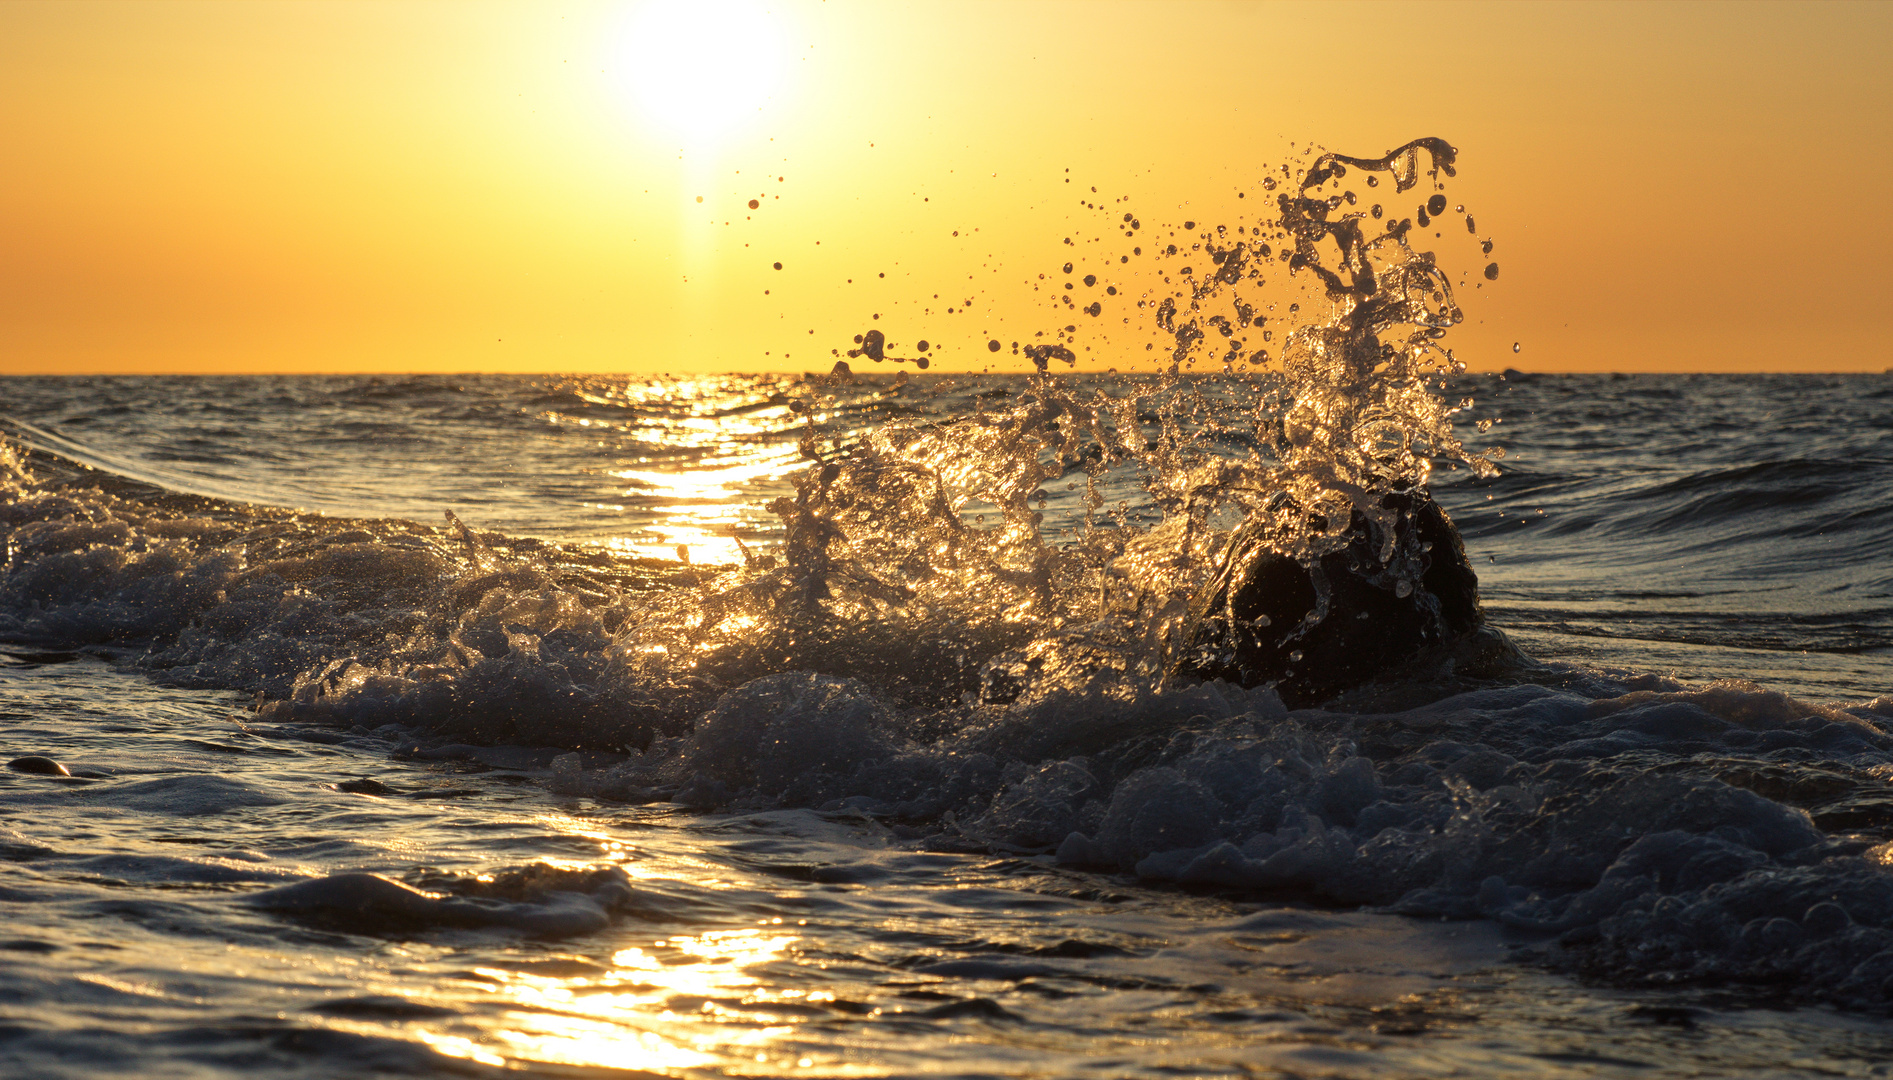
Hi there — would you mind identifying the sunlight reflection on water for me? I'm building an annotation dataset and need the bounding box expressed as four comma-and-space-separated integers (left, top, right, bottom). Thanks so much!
605, 448, 804, 563
410, 925, 806, 1074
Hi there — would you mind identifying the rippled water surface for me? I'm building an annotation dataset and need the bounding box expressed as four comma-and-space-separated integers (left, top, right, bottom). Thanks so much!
8, 372, 1889, 696
3, 372, 1893, 1078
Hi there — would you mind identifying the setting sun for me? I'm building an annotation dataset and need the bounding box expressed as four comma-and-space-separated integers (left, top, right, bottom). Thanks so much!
612, 0, 788, 144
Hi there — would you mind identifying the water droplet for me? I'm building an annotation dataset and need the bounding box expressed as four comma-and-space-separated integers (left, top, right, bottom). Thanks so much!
1512, 342, 1521, 353
1366, 176, 1379, 187
748, 199, 760, 210
1395, 579, 1413, 598
1484, 263, 1500, 280
917, 340, 931, 352
773, 262, 783, 270
987, 339, 1001, 352
1062, 262, 1074, 274
1083, 274, 1097, 287
1426, 194, 1447, 216
1287, 650, 1304, 663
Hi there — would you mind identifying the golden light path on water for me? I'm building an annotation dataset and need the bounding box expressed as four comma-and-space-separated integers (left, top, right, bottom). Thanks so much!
378, 814, 833, 1075
430, 930, 804, 1073
542, 376, 819, 564
607, 449, 803, 564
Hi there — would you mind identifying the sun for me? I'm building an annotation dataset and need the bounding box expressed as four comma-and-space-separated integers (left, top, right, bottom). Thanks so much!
613, 0, 788, 145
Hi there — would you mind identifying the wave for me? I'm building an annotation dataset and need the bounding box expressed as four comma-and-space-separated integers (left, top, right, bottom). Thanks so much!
9, 424, 1893, 1008
0, 416, 299, 511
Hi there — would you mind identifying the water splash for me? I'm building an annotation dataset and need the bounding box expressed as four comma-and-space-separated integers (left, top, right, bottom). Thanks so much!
0, 140, 1507, 736
680, 138, 1506, 705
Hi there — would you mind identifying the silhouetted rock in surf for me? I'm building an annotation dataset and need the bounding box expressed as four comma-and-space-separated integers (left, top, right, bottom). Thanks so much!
1173, 488, 1485, 707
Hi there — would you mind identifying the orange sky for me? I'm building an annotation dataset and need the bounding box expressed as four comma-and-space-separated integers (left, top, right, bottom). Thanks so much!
1, 0, 1888, 375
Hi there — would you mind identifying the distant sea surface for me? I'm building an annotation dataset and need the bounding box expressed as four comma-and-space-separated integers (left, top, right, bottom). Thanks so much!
3, 372, 1892, 1078
9, 372, 1888, 696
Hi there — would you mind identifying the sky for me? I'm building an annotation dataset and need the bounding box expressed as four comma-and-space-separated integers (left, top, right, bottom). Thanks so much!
1, 0, 1888, 376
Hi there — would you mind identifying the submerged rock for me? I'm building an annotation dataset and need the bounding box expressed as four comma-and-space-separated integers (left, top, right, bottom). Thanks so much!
1173, 488, 1484, 706
248, 865, 635, 938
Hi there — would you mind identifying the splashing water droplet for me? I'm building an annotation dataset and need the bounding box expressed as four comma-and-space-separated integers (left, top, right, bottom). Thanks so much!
1513, 342, 1522, 353
657, 135, 1503, 716
1484, 263, 1500, 280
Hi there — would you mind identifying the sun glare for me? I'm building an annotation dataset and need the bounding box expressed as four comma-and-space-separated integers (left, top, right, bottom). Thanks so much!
614, 0, 787, 144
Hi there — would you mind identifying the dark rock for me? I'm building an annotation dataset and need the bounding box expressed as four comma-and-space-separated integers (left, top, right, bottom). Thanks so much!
1172, 487, 1483, 706
7, 756, 70, 776
307, 995, 458, 1019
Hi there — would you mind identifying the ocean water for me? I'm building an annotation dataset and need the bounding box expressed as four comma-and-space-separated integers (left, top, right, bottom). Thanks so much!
2, 369, 1892, 1079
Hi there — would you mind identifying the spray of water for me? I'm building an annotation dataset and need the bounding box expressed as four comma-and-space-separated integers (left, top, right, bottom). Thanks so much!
195, 138, 1506, 738
654, 139, 1504, 708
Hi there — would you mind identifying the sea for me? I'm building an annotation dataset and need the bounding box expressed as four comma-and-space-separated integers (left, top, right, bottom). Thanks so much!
1, 368, 1891, 1079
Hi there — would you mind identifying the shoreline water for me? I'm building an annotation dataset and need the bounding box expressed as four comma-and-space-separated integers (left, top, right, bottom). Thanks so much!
3, 371, 1892, 1076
